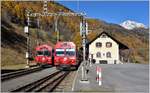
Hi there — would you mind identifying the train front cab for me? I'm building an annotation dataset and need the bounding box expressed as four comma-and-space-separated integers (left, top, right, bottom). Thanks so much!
54, 48, 78, 70
35, 47, 53, 67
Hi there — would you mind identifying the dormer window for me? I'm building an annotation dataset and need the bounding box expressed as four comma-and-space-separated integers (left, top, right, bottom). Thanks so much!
101, 34, 107, 38
96, 42, 102, 48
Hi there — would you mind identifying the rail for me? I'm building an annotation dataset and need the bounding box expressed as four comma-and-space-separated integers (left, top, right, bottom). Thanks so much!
1, 67, 44, 81
11, 71, 70, 92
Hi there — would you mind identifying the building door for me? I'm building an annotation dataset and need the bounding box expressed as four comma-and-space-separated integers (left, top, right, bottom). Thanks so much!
99, 60, 107, 64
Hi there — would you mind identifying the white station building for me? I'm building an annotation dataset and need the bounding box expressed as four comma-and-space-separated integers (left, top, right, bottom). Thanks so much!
88, 32, 129, 64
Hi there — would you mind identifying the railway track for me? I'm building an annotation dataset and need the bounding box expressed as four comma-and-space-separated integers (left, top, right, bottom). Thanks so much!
11, 71, 70, 92
53, 71, 76, 92
1, 67, 44, 81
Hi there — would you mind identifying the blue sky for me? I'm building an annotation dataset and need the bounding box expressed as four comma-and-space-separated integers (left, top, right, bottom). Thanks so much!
57, 1, 149, 27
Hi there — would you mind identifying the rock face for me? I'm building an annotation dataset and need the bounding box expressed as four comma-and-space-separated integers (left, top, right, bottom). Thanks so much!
120, 20, 146, 30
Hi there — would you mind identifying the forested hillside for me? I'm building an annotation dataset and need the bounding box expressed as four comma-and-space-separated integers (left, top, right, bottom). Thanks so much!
1, 1, 149, 67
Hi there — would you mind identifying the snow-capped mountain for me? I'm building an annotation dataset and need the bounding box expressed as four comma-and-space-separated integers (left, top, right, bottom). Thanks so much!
120, 20, 146, 30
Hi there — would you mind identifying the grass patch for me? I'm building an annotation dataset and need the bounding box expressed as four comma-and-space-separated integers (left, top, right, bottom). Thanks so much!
1, 64, 26, 70
1, 47, 26, 66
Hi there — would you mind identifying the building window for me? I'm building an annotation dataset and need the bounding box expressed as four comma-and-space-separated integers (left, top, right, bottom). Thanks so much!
106, 52, 111, 58
106, 42, 112, 48
101, 34, 107, 38
96, 52, 101, 58
96, 42, 102, 47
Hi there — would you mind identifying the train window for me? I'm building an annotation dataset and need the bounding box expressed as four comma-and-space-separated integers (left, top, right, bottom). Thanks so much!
66, 49, 75, 56
56, 49, 65, 56
44, 50, 51, 56
36, 51, 43, 56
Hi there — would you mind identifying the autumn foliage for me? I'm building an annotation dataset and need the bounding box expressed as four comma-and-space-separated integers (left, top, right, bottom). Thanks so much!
1, 1, 149, 64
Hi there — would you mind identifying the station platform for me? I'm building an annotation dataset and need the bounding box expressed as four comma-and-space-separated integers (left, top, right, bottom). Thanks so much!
72, 62, 114, 92
72, 62, 149, 92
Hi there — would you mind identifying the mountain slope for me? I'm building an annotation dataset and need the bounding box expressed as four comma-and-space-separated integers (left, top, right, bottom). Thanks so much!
1, 1, 149, 66
87, 19, 149, 64
1, 1, 82, 67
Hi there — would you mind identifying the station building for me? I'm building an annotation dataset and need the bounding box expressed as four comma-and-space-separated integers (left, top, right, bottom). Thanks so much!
88, 32, 129, 64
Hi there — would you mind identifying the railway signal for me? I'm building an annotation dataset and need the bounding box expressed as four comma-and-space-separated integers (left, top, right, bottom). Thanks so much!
24, 26, 29, 34
43, 0, 48, 14
80, 20, 88, 36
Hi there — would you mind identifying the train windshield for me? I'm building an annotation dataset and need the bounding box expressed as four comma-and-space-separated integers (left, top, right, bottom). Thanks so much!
36, 51, 43, 56
44, 50, 51, 56
56, 49, 65, 56
66, 49, 75, 56
36, 50, 51, 56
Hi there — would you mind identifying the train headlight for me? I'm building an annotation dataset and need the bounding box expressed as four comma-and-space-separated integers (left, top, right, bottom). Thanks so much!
70, 57, 75, 60
55, 58, 59, 63
42, 57, 45, 61
64, 57, 67, 61
48, 58, 51, 61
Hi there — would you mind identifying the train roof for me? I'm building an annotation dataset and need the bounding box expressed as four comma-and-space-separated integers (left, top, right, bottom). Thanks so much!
55, 42, 76, 49
35, 44, 52, 51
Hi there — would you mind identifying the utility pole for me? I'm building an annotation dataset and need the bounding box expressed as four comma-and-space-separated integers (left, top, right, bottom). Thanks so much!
24, 1, 85, 68
37, 17, 40, 45
25, 10, 30, 68
80, 16, 89, 83
55, 16, 59, 42
43, 0, 48, 14
82, 17, 86, 62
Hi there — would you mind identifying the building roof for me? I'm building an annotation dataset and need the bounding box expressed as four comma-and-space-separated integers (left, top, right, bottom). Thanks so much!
87, 31, 129, 49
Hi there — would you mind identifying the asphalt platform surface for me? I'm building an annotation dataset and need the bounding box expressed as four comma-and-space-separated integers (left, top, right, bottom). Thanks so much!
73, 63, 149, 93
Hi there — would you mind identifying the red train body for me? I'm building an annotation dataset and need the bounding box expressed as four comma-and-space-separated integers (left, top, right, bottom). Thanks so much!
34, 44, 53, 65
54, 42, 78, 69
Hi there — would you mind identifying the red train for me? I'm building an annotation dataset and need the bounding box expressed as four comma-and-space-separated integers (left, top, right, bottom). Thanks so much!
34, 44, 53, 65
34, 42, 81, 70
54, 42, 79, 70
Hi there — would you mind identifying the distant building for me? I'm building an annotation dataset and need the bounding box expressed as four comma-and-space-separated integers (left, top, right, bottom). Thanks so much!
88, 32, 129, 64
